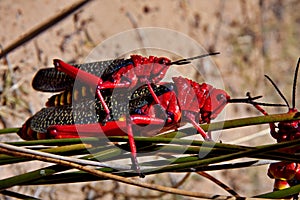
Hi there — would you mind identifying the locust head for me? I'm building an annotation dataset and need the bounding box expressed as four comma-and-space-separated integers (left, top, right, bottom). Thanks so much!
171, 76, 229, 123
130, 52, 220, 84
200, 89, 230, 122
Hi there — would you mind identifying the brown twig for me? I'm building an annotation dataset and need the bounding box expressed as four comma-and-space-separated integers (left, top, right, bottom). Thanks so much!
197, 171, 241, 198
0, 142, 130, 169
0, 0, 92, 59
107, 173, 192, 199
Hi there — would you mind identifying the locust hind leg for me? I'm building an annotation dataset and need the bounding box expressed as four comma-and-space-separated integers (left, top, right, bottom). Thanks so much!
54, 59, 113, 124
184, 113, 210, 141
182, 113, 213, 159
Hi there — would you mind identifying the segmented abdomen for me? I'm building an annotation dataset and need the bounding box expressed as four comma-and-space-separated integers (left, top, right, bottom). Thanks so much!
46, 86, 98, 107
18, 84, 172, 140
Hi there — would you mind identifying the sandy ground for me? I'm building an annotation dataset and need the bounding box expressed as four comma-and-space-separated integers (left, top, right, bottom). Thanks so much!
0, 0, 300, 199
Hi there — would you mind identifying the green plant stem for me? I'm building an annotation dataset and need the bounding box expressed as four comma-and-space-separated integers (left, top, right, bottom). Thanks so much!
0, 145, 123, 189
0, 167, 59, 191
0, 128, 20, 134
0, 143, 91, 165
255, 184, 300, 198
23, 160, 268, 185
0, 190, 41, 200
159, 112, 300, 138
7, 137, 102, 146
200, 112, 300, 132
151, 138, 300, 173
147, 145, 299, 163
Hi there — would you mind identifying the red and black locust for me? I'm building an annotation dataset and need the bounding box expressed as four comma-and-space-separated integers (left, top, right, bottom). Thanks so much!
20, 53, 271, 177
32, 53, 219, 121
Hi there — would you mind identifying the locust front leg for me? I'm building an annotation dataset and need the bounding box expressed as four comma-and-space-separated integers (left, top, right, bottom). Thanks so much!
183, 112, 210, 141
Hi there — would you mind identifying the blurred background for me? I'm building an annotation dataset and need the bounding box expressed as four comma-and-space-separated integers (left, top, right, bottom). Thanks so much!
0, 0, 300, 199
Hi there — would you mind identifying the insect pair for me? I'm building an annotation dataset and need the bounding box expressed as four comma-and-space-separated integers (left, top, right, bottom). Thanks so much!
18, 53, 271, 177
249, 58, 300, 195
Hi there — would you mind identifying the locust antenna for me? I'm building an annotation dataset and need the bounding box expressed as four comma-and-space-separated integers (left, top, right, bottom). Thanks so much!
228, 95, 262, 103
170, 52, 220, 65
228, 94, 286, 107
292, 58, 300, 109
264, 74, 290, 109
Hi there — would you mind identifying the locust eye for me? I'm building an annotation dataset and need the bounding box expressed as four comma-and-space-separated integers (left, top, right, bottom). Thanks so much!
158, 58, 169, 65
216, 93, 226, 102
